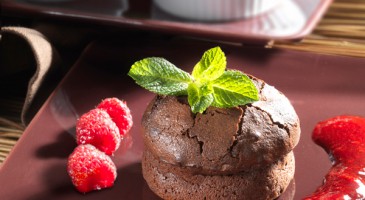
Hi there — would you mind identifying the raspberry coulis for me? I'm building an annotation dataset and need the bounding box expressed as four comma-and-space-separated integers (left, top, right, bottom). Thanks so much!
304, 115, 365, 199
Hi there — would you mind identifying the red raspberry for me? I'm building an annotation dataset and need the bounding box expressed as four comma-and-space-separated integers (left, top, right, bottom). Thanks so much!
67, 144, 117, 193
76, 109, 120, 155
97, 97, 133, 137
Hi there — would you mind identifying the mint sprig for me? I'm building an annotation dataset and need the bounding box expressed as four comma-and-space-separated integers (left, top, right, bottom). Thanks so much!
128, 47, 259, 113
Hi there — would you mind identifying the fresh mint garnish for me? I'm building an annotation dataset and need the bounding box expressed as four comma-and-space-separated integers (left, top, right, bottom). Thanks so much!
128, 47, 259, 113
211, 70, 258, 108
192, 46, 226, 85
128, 57, 192, 95
187, 82, 214, 113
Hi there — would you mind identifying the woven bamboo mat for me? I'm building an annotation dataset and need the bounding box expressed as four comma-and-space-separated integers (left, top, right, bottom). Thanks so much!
0, 119, 24, 164
274, 0, 365, 57
0, 0, 364, 165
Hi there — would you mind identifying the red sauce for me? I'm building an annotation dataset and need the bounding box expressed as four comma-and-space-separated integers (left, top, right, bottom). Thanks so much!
304, 115, 365, 200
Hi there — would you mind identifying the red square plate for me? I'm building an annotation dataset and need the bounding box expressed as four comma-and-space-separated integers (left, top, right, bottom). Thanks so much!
1, 38, 364, 199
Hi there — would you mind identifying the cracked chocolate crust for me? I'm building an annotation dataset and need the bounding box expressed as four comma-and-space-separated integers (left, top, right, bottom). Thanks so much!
142, 149, 295, 200
141, 76, 300, 174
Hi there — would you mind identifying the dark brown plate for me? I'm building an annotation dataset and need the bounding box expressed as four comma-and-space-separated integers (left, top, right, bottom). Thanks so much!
1, 38, 364, 199
2, 0, 332, 44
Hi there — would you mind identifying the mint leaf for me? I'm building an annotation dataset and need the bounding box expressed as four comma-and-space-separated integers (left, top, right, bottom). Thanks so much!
211, 70, 259, 108
192, 47, 226, 84
128, 48, 259, 114
187, 82, 214, 113
128, 57, 193, 95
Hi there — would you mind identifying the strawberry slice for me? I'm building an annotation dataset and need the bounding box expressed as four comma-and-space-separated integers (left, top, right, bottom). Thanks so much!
97, 97, 133, 137
76, 108, 120, 155
67, 144, 117, 193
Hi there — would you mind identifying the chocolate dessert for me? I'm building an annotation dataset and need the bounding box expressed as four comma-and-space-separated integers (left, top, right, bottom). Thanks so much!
128, 47, 300, 199
141, 77, 300, 199
142, 77, 300, 175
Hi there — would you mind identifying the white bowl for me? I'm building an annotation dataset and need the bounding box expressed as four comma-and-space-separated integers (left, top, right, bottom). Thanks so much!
153, 0, 283, 21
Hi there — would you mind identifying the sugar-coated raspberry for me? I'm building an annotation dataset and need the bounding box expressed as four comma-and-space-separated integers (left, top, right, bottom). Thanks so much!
76, 109, 120, 155
97, 97, 133, 136
67, 144, 117, 193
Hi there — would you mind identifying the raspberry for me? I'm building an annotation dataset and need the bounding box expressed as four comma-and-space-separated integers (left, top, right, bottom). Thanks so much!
67, 144, 117, 193
97, 97, 133, 137
76, 109, 120, 155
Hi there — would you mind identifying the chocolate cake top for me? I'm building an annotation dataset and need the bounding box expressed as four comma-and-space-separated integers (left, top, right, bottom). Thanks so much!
142, 76, 300, 174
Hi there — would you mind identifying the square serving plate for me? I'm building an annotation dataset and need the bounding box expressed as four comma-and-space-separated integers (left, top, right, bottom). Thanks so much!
0, 38, 364, 199
2, 0, 332, 44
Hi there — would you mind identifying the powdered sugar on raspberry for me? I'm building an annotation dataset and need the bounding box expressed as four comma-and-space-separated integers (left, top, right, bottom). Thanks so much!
67, 144, 117, 193
68, 97, 133, 194
97, 98, 133, 137
76, 109, 120, 155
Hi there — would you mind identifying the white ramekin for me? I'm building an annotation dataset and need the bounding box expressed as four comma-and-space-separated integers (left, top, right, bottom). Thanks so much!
153, 0, 283, 21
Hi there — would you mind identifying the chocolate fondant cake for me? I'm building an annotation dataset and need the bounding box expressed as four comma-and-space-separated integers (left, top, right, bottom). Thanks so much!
142, 77, 300, 173
128, 47, 300, 199
141, 77, 300, 199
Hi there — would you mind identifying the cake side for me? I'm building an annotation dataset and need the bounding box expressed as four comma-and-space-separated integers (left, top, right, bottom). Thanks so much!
142, 149, 295, 200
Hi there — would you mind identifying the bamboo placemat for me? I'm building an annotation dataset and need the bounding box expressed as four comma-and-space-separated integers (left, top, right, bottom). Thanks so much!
1, 0, 364, 165
0, 118, 24, 164
274, 0, 365, 57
